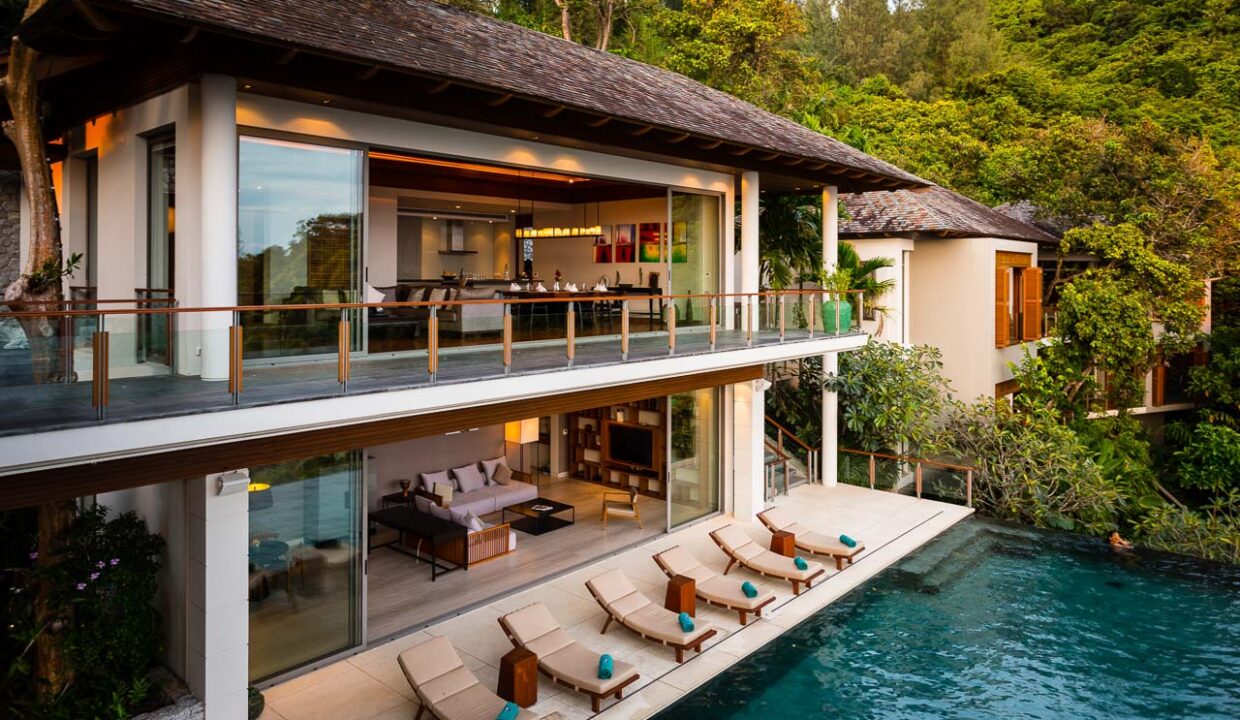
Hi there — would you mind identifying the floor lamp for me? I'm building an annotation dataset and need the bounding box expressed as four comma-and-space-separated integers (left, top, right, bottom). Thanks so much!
505, 417, 541, 487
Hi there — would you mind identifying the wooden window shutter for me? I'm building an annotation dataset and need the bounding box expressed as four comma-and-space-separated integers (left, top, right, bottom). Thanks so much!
995, 267, 1010, 347
1021, 267, 1043, 341
1152, 355, 1166, 407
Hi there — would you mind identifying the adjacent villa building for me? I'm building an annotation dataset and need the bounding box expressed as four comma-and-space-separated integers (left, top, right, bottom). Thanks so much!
0, 1, 945, 718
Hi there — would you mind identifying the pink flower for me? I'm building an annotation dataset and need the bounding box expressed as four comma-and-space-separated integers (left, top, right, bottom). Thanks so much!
29, 552, 38, 560
109, 558, 120, 566
96, 561, 106, 569
89, 572, 100, 581
75, 583, 87, 591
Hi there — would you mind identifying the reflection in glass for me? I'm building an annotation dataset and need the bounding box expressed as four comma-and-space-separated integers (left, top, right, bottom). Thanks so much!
670, 192, 721, 327
248, 451, 363, 682
668, 388, 720, 528
238, 137, 363, 358
141, 134, 175, 365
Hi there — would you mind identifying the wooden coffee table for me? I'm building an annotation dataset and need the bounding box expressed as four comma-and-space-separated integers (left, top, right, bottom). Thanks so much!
770, 530, 796, 557
664, 574, 696, 617
498, 647, 538, 707
502, 497, 575, 535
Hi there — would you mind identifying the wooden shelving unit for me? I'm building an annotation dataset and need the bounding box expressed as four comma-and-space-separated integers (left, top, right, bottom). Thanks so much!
568, 398, 666, 500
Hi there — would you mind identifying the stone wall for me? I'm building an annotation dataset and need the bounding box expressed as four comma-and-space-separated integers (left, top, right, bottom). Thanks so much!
0, 170, 20, 291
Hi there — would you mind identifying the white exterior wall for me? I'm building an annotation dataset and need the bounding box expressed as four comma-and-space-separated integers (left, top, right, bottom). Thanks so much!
907, 236, 1039, 400
849, 237, 915, 344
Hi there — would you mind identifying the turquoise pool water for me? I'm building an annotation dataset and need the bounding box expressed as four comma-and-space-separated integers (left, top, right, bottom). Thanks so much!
658, 519, 1240, 719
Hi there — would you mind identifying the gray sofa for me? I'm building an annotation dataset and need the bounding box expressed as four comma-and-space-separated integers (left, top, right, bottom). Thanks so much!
450, 479, 538, 517
373, 284, 504, 336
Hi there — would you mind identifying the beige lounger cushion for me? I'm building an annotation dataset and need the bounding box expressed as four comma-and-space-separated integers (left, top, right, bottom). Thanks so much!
760, 508, 864, 557
655, 546, 775, 611
398, 636, 539, 720
587, 569, 713, 645
713, 525, 824, 581
501, 603, 637, 696
541, 642, 636, 695
799, 530, 864, 557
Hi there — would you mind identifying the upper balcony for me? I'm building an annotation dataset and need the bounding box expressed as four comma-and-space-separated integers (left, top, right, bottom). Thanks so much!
0, 289, 864, 441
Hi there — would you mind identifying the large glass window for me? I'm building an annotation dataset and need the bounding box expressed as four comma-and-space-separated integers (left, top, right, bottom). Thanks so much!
248, 451, 364, 682
141, 134, 175, 365
668, 387, 720, 527
238, 137, 363, 359
669, 191, 721, 327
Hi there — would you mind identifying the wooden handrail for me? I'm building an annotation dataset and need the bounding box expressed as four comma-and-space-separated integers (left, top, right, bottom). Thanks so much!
839, 447, 973, 472
0, 289, 862, 319
764, 414, 814, 453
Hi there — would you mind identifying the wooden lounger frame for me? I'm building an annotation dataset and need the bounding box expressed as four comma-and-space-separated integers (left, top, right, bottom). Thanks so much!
652, 548, 776, 626
709, 530, 826, 596
585, 583, 718, 663
756, 510, 861, 571
496, 616, 640, 712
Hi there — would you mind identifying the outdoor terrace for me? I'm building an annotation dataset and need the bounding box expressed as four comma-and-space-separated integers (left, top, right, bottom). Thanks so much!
256, 483, 973, 720
0, 291, 862, 438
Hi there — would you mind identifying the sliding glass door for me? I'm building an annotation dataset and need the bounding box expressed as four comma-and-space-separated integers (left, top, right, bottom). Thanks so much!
667, 387, 721, 528
248, 450, 364, 682
669, 190, 721, 328
237, 136, 364, 359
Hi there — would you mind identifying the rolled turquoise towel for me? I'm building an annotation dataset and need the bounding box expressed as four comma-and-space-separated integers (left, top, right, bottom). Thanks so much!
741, 580, 758, 599
839, 534, 857, 548
794, 556, 808, 571
598, 653, 614, 680
497, 701, 519, 720
678, 611, 695, 632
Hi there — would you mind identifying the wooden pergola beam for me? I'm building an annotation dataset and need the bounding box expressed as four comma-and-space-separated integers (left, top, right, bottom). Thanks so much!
664, 132, 690, 144
584, 115, 612, 128
486, 93, 514, 107
539, 104, 566, 118
698, 139, 723, 150
628, 124, 654, 136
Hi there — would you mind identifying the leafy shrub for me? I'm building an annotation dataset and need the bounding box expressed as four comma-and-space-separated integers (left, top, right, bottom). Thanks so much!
940, 400, 1120, 534
1172, 423, 1240, 495
1131, 494, 1240, 565
2, 505, 164, 719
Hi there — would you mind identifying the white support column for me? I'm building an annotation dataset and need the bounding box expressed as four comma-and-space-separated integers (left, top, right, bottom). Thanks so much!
199, 75, 237, 381
186, 472, 250, 719
733, 379, 767, 522
739, 171, 760, 330
822, 185, 840, 487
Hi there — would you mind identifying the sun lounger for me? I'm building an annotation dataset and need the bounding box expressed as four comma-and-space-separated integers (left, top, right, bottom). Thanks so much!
498, 602, 640, 712
709, 524, 825, 595
758, 507, 865, 570
653, 545, 777, 626
585, 568, 717, 663
398, 636, 540, 720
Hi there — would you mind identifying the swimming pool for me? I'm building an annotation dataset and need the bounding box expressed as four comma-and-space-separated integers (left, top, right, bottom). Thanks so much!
658, 518, 1240, 719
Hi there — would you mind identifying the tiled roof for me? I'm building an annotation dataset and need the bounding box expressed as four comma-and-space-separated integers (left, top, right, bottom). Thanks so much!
840, 186, 1057, 243
40, 0, 926, 188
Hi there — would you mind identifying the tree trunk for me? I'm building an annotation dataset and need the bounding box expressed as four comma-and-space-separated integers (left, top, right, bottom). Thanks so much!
553, 0, 572, 42
4, 1, 75, 701
33, 499, 77, 699
596, 1, 614, 51
4, 25, 66, 384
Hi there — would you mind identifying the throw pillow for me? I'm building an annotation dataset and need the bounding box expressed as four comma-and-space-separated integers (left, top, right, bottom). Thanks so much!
480, 456, 508, 484
465, 511, 486, 532
449, 507, 472, 528
451, 463, 487, 493
420, 470, 450, 493
492, 463, 513, 485
413, 495, 432, 514
365, 283, 385, 304
428, 503, 451, 522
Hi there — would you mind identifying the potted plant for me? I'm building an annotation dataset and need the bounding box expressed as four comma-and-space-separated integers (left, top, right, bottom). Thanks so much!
248, 686, 265, 720
819, 268, 854, 333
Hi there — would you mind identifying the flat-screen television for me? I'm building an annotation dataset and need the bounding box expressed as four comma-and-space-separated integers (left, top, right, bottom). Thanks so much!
603, 421, 656, 471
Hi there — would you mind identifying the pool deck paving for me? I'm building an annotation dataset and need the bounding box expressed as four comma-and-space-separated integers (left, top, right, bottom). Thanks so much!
259, 484, 973, 720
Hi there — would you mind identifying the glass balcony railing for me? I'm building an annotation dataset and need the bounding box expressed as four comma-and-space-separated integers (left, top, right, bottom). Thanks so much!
0, 289, 864, 436
838, 448, 974, 508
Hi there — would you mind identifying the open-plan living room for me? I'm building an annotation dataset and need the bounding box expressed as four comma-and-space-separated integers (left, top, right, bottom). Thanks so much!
245, 387, 722, 682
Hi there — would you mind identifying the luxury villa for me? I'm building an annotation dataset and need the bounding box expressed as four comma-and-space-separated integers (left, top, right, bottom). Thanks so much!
0, 2, 984, 719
